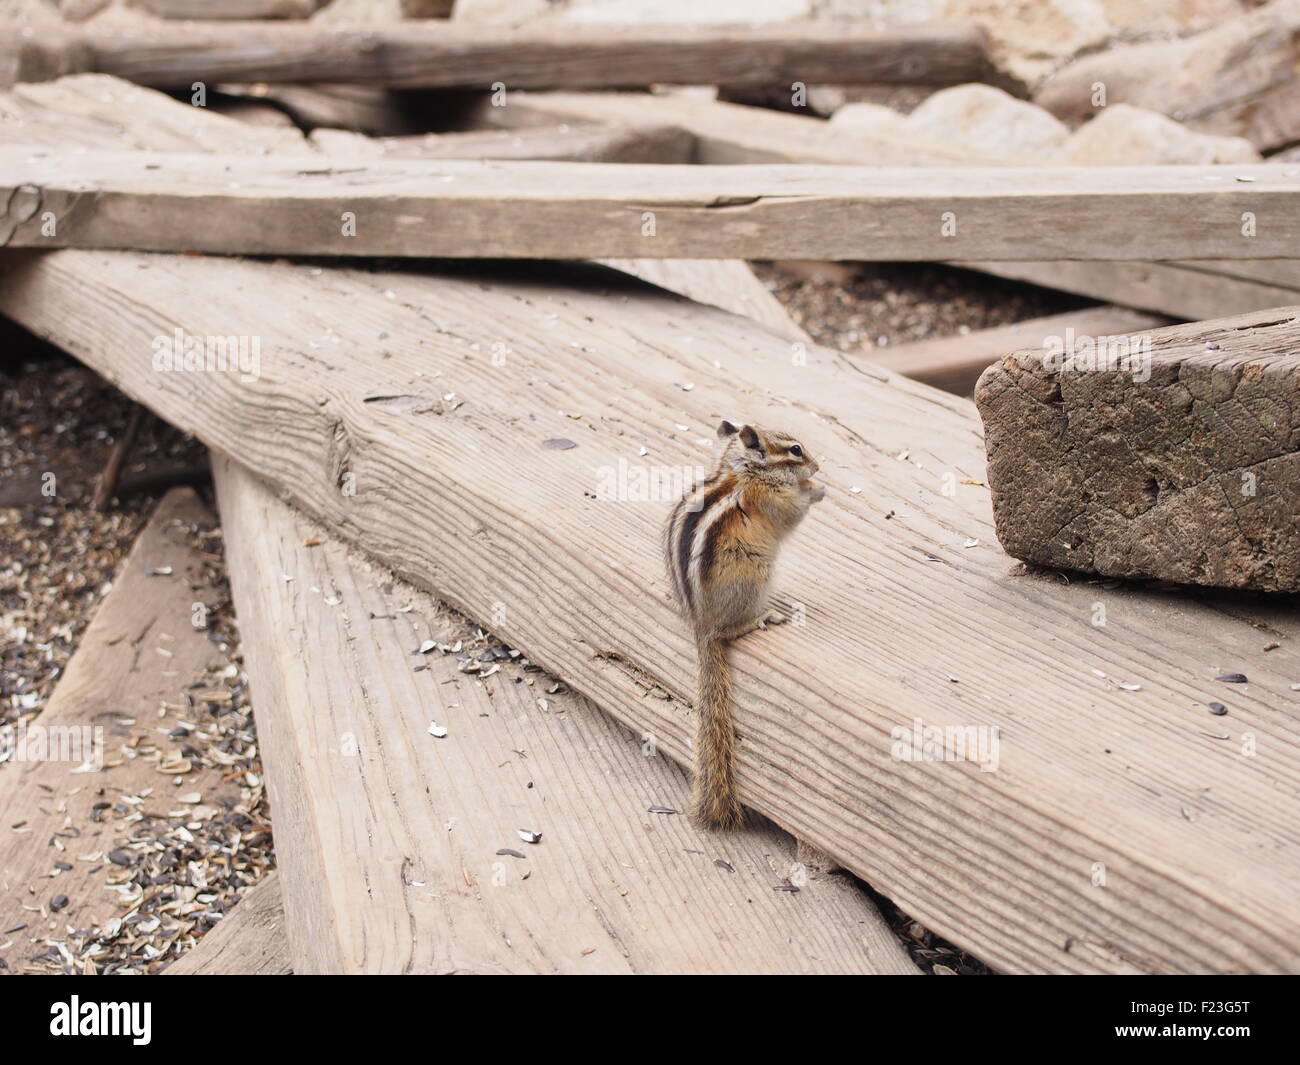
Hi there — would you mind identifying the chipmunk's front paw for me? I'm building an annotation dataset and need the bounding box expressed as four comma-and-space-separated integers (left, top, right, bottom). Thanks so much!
751, 608, 788, 631
806, 481, 826, 504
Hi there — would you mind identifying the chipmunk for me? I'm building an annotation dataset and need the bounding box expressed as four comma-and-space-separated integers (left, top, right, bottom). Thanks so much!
665, 420, 825, 829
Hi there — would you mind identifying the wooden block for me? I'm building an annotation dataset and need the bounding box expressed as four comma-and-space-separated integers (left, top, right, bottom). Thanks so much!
0, 20, 995, 89
0, 489, 237, 973
976, 307, 1300, 591
3, 148, 1297, 261
865, 306, 1172, 394
210, 457, 918, 974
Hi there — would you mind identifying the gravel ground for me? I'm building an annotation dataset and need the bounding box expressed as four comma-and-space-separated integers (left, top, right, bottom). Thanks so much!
1, 264, 1001, 973
1, 328, 273, 975
755, 260, 1091, 354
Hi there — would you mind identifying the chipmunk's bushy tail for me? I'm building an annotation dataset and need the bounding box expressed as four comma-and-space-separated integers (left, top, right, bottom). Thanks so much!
690, 633, 744, 830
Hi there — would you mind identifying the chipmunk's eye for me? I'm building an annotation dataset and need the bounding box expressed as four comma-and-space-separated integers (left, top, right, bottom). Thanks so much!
789, 444, 804, 458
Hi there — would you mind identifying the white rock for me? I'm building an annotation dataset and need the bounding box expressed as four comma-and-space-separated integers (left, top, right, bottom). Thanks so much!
904, 83, 1070, 156
1055, 104, 1263, 164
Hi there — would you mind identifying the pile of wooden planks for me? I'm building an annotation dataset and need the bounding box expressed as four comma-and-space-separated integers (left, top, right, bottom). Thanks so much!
4, 76, 1300, 976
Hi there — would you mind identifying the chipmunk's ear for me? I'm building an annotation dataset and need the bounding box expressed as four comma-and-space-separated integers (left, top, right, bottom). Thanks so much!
717, 420, 739, 439
738, 425, 764, 453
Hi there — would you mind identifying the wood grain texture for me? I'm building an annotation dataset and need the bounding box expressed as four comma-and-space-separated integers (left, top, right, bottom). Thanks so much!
866, 306, 1172, 395
3, 148, 1297, 261
491, 92, 1300, 318
4, 246, 1299, 975
0, 489, 234, 971
211, 458, 918, 974
163, 871, 292, 975
0, 20, 994, 88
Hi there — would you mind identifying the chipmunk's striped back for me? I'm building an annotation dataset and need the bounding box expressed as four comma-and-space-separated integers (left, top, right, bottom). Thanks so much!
665, 469, 740, 620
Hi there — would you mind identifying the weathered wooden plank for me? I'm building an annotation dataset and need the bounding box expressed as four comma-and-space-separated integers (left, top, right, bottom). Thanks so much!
960, 260, 1300, 321
4, 245, 1299, 975
0, 20, 994, 89
976, 308, 1300, 592
130, 0, 328, 17
866, 306, 1172, 394
0, 489, 233, 972
3, 148, 1297, 261
596, 258, 807, 342
210, 457, 918, 974
489, 92, 1300, 317
308, 121, 695, 162
163, 872, 292, 976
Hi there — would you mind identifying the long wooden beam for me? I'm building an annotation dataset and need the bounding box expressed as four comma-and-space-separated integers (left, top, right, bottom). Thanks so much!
1, 20, 994, 89
4, 244, 1299, 975
209, 457, 918, 974
488, 92, 1300, 318
2, 149, 1296, 260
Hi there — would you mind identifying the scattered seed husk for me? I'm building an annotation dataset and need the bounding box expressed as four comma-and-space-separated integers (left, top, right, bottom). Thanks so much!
542, 438, 577, 450
1216, 673, 1248, 684
648, 805, 678, 815
496, 848, 526, 859
714, 859, 734, 873
428, 722, 448, 738
517, 829, 541, 844
1208, 702, 1228, 716
143, 566, 172, 577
